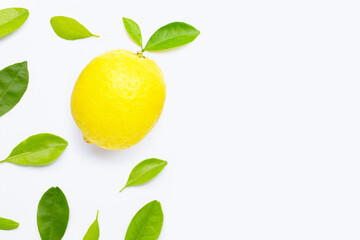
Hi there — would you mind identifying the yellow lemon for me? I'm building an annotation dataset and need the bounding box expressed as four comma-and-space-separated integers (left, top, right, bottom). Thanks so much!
71, 49, 166, 150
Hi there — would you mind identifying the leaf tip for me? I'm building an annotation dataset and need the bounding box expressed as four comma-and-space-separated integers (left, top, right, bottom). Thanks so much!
17, 7, 29, 17
53, 186, 64, 193
20, 61, 28, 67
22, 8, 29, 17
151, 200, 162, 208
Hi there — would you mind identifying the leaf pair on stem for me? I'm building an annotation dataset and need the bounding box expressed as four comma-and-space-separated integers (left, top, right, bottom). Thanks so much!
123, 17, 200, 52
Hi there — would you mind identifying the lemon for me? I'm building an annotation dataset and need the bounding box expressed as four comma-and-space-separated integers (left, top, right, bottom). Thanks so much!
71, 49, 166, 150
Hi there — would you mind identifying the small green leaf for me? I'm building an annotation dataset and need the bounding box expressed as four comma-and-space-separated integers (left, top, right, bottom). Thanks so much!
0, 61, 29, 117
1, 133, 68, 166
125, 201, 164, 240
123, 17, 142, 48
37, 187, 69, 240
83, 211, 100, 240
144, 22, 200, 51
120, 158, 167, 192
0, 8, 29, 38
50, 16, 99, 40
0, 217, 19, 230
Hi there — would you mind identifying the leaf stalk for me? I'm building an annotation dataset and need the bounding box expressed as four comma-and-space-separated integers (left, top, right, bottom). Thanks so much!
119, 186, 126, 193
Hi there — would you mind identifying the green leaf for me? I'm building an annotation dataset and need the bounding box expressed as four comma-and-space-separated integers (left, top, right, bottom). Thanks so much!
123, 17, 142, 48
83, 211, 100, 240
50, 16, 99, 40
0, 8, 29, 38
125, 201, 164, 240
0, 61, 29, 117
144, 22, 200, 51
0, 217, 19, 230
120, 158, 167, 192
1, 133, 68, 166
37, 187, 69, 240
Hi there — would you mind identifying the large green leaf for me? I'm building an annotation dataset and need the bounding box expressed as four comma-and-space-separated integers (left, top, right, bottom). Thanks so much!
125, 201, 164, 240
1, 133, 68, 166
0, 8, 29, 38
123, 17, 142, 48
37, 187, 69, 240
0, 217, 19, 230
0, 61, 29, 117
144, 22, 200, 51
50, 16, 98, 40
120, 158, 167, 192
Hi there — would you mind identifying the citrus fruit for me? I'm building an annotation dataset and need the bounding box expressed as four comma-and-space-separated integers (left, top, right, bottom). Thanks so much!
71, 49, 166, 150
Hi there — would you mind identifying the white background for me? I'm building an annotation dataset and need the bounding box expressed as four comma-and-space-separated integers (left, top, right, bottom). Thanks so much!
1, 0, 360, 239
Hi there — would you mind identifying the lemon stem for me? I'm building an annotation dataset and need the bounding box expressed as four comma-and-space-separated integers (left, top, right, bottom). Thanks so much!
136, 51, 145, 58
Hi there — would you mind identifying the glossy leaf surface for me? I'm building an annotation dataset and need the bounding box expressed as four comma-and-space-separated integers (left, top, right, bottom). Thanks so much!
1, 133, 68, 166
37, 187, 69, 240
125, 201, 164, 240
83, 211, 100, 240
123, 17, 142, 48
120, 158, 167, 192
0, 8, 29, 38
0, 61, 28, 117
50, 16, 98, 40
0, 217, 19, 230
144, 22, 200, 51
